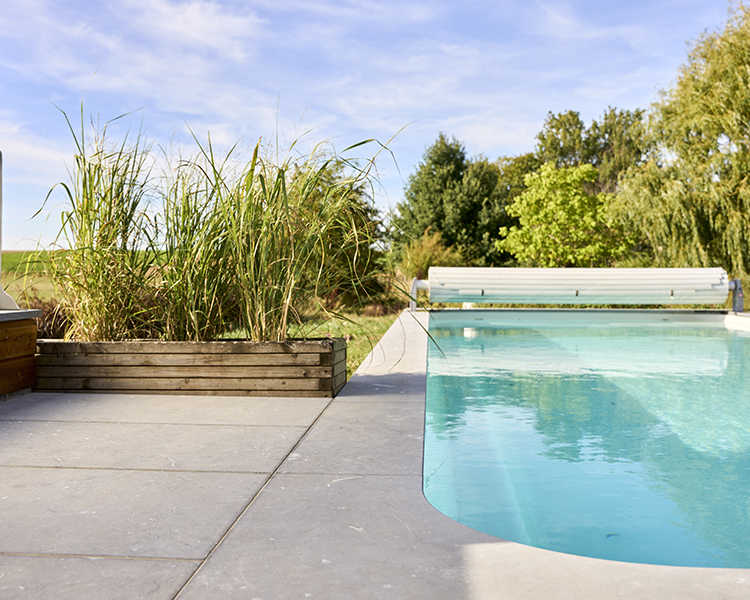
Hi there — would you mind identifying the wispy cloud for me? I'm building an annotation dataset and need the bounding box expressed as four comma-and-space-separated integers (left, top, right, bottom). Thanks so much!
115, 0, 263, 60
0, 0, 734, 246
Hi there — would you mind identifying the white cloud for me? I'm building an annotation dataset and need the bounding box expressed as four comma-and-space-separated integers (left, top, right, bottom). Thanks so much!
114, 0, 263, 60
0, 0, 735, 247
0, 120, 69, 187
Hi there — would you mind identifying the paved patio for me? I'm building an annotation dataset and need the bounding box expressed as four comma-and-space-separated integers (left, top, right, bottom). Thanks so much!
0, 311, 748, 599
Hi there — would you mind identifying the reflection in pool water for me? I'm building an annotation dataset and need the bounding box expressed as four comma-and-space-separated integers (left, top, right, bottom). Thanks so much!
423, 313, 750, 567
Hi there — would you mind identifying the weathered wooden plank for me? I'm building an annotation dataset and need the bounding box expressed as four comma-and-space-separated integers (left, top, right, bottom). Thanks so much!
331, 347, 346, 365
329, 337, 347, 353
37, 365, 333, 379
332, 370, 347, 395
35, 376, 324, 392
36, 353, 325, 368
37, 339, 340, 355
35, 388, 335, 398
0, 319, 37, 362
34, 337, 348, 398
0, 355, 36, 396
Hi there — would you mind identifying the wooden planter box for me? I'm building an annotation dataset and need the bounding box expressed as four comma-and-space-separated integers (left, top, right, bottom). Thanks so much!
35, 338, 347, 398
0, 318, 38, 396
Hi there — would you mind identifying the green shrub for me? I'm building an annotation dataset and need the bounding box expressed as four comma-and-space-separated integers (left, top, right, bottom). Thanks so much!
398, 229, 464, 280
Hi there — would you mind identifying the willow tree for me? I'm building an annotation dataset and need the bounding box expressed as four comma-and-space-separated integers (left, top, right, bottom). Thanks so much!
612, 4, 750, 277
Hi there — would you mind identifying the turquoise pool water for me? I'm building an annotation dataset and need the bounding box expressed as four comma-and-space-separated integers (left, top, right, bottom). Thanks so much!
423, 311, 750, 567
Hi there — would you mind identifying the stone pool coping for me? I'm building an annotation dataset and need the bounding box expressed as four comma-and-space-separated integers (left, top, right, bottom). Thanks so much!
0, 309, 748, 598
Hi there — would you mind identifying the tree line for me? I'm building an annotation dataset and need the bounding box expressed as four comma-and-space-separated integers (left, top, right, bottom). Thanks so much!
392, 3, 750, 280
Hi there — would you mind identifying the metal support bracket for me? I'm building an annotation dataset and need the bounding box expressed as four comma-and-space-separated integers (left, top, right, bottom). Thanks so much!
409, 279, 429, 312
729, 279, 744, 313
0, 150, 21, 310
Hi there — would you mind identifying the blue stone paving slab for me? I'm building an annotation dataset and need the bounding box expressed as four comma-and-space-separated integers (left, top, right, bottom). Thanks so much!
0, 466, 267, 559
0, 555, 198, 600
0, 420, 307, 472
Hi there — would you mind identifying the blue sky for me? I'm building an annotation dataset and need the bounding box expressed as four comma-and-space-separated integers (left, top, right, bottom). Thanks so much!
0, 0, 731, 248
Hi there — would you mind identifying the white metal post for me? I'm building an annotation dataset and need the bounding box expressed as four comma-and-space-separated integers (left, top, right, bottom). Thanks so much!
0, 150, 21, 309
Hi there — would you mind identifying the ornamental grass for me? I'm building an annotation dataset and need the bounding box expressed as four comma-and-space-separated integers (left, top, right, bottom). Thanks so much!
37, 109, 390, 342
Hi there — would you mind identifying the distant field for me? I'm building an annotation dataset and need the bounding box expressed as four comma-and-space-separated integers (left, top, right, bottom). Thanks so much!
2, 251, 49, 274
1, 251, 54, 303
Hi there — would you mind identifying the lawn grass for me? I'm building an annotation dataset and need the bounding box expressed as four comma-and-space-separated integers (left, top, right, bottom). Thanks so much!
225, 312, 399, 378
289, 313, 399, 378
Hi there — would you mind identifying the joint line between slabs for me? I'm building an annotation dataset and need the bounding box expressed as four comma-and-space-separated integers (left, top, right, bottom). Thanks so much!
0, 551, 201, 563
0, 418, 311, 429
0, 464, 272, 475
171, 396, 337, 600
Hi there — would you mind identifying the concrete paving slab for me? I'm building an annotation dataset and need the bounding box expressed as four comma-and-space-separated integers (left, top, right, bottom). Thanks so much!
335, 373, 426, 402
0, 466, 266, 558
0, 555, 199, 600
0, 393, 329, 427
280, 401, 424, 476
0, 420, 306, 472
176, 473, 500, 600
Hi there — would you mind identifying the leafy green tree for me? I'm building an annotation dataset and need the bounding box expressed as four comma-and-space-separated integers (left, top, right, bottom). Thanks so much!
497, 163, 632, 267
392, 133, 467, 246
535, 108, 648, 194
588, 107, 648, 193
444, 156, 540, 266
535, 110, 591, 168
612, 4, 750, 277
394, 135, 539, 266
496, 152, 543, 199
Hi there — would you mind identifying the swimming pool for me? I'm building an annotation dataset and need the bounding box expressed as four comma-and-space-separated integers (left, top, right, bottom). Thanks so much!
423, 310, 750, 568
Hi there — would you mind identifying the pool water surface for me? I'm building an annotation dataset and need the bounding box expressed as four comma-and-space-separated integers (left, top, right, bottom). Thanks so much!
423, 310, 750, 567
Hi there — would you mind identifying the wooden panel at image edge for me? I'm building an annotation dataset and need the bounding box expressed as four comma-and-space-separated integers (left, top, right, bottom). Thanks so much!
0, 319, 37, 362
0, 355, 37, 396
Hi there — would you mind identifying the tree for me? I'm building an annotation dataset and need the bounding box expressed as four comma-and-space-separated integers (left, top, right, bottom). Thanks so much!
535, 108, 649, 194
394, 135, 539, 266
535, 110, 591, 168
497, 163, 632, 267
612, 4, 750, 277
496, 152, 542, 199
588, 107, 648, 194
469, 152, 541, 265
392, 133, 467, 246
443, 156, 540, 266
